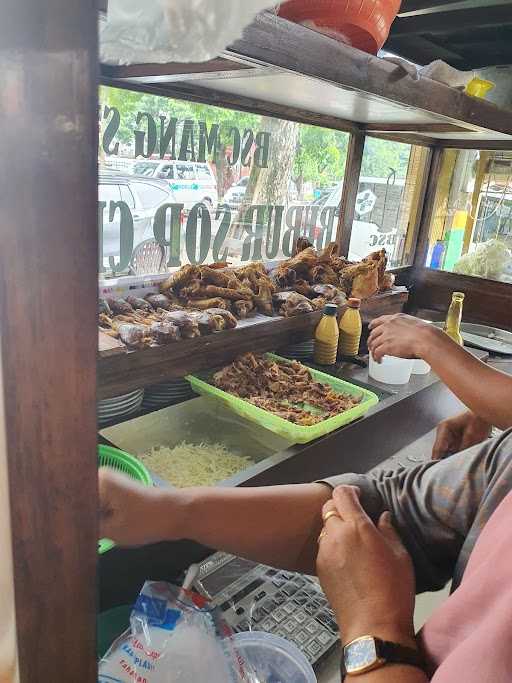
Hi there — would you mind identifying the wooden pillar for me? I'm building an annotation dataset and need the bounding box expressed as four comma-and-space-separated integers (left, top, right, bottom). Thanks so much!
0, 1, 98, 681
337, 131, 365, 257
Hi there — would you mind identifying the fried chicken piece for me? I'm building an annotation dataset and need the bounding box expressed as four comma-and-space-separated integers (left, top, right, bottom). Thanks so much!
294, 279, 316, 298
160, 265, 200, 294
145, 294, 177, 311
126, 296, 153, 312
254, 283, 274, 316
201, 285, 253, 301
318, 242, 339, 262
232, 300, 254, 319
273, 292, 314, 317
199, 266, 231, 288
205, 308, 238, 329
107, 298, 134, 315
308, 263, 339, 285
187, 297, 229, 310
312, 284, 347, 308
161, 311, 200, 339
341, 261, 379, 300
185, 310, 221, 335
311, 296, 327, 310
115, 323, 146, 348
149, 322, 181, 345
293, 236, 314, 255
364, 249, 388, 287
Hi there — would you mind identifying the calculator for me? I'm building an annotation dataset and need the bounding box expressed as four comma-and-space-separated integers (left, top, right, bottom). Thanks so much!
194, 552, 340, 669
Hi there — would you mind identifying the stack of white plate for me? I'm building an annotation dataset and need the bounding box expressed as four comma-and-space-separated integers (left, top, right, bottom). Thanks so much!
142, 379, 196, 411
98, 389, 144, 427
278, 339, 314, 362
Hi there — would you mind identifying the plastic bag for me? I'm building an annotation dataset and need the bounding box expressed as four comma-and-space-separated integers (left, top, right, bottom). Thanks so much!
100, 0, 277, 65
98, 581, 244, 682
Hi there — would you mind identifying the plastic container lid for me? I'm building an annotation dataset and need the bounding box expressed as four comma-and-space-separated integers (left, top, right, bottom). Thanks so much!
324, 303, 338, 316
233, 631, 316, 683
347, 298, 361, 309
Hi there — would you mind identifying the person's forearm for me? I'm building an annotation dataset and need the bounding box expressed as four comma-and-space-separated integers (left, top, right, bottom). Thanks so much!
156, 483, 331, 573
420, 328, 512, 430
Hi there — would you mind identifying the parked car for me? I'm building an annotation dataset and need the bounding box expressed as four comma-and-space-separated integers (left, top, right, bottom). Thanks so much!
131, 160, 218, 211
224, 177, 299, 208
223, 176, 249, 208
99, 172, 178, 267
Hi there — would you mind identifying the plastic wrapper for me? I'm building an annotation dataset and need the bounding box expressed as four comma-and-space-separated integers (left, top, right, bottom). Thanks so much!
100, 0, 277, 65
98, 581, 245, 683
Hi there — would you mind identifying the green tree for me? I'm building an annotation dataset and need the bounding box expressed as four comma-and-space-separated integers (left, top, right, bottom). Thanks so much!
293, 125, 349, 197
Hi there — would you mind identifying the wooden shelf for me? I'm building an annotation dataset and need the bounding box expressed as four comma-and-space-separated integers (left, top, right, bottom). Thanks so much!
98, 288, 408, 399
102, 13, 512, 145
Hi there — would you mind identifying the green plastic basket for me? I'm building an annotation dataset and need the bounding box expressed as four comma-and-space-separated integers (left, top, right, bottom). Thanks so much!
187, 353, 379, 444
98, 445, 152, 554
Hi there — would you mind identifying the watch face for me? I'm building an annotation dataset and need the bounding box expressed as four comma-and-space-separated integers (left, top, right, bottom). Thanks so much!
344, 636, 378, 673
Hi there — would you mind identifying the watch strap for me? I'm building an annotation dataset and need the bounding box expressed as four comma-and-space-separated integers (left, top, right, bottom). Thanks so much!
376, 638, 424, 669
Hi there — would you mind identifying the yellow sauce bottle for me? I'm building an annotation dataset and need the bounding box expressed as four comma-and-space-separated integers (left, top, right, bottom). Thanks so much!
444, 291, 465, 346
338, 298, 362, 357
314, 303, 339, 365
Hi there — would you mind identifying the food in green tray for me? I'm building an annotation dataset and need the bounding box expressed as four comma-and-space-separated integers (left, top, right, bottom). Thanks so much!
213, 353, 362, 425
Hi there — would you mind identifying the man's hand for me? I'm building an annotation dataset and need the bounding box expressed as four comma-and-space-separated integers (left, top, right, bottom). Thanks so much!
99, 468, 185, 546
317, 486, 416, 649
432, 411, 492, 460
368, 314, 440, 363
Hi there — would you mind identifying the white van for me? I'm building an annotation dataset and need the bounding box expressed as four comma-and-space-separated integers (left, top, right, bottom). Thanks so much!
132, 160, 218, 211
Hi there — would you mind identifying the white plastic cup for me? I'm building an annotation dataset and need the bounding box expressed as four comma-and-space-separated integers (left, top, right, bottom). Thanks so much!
412, 359, 431, 375
369, 354, 414, 385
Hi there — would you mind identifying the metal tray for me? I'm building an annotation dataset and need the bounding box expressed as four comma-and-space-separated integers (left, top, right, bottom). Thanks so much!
433, 322, 512, 355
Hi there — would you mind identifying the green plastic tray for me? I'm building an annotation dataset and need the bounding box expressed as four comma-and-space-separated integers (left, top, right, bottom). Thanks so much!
187, 354, 379, 444
98, 445, 152, 554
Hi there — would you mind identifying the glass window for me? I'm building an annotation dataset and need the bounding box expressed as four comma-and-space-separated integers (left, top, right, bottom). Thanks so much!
175, 164, 196, 180
98, 85, 349, 276
131, 182, 169, 208
133, 161, 158, 177
119, 184, 135, 209
98, 183, 121, 205
425, 149, 512, 283
348, 138, 429, 267
197, 164, 213, 180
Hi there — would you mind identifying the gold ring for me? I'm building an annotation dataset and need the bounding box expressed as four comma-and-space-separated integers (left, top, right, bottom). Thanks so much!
318, 530, 327, 543
323, 510, 340, 523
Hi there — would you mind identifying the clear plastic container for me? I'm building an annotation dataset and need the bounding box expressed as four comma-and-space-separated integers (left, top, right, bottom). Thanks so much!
233, 632, 316, 683
412, 359, 431, 375
369, 354, 413, 385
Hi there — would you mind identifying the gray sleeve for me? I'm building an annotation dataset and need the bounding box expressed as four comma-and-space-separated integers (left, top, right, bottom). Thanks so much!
320, 430, 512, 593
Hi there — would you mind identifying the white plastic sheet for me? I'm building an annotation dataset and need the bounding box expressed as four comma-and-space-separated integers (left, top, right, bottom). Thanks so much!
100, 0, 277, 65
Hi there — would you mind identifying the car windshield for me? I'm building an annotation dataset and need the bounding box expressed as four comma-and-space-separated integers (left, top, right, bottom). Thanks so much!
133, 162, 158, 177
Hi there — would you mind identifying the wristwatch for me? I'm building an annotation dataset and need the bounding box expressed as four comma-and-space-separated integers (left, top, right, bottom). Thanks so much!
341, 635, 424, 679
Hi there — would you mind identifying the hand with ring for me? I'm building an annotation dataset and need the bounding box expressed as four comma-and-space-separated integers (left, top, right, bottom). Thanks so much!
316, 485, 416, 648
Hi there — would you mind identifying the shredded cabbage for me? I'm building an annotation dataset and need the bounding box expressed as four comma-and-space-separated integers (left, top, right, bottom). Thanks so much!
139, 441, 253, 488
453, 239, 511, 279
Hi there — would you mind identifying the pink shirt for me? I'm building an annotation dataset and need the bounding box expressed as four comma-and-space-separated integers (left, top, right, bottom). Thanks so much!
420, 489, 512, 682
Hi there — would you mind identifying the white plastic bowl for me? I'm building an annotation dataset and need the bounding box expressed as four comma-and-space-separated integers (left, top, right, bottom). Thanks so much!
369, 354, 413, 385
412, 359, 431, 375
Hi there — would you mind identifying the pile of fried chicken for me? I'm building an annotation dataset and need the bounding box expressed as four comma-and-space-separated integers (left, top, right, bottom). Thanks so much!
99, 241, 395, 350
273, 238, 394, 301
213, 353, 362, 426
